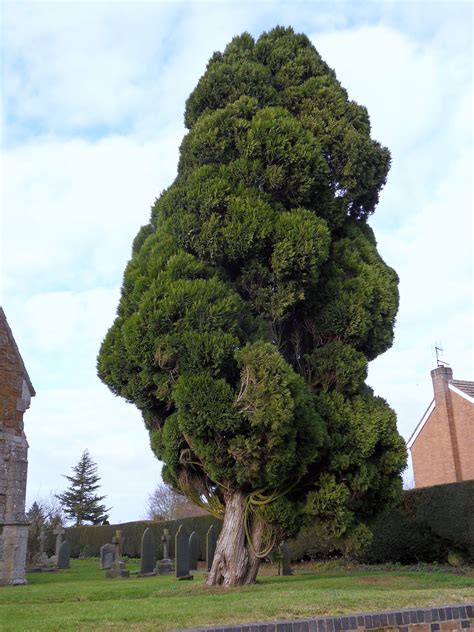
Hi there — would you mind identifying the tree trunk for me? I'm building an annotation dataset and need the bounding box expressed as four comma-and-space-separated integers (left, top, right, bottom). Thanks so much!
206, 489, 264, 587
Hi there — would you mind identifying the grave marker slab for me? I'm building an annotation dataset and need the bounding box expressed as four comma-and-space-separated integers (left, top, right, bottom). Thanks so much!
206, 524, 217, 572
155, 528, 173, 575
105, 560, 130, 579
37, 529, 49, 565
175, 524, 192, 580
189, 531, 199, 571
57, 541, 71, 569
53, 524, 65, 559
112, 530, 124, 561
279, 542, 293, 576
140, 528, 156, 575
100, 543, 115, 570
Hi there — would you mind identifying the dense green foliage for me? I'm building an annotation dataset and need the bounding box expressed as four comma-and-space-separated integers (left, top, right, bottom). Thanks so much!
56, 450, 110, 526
364, 481, 474, 564
288, 481, 474, 563
98, 27, 406, 548
61, 516, 220, 559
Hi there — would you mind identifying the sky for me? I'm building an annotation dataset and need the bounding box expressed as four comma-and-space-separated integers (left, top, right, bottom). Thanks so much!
1, 0, 472, 524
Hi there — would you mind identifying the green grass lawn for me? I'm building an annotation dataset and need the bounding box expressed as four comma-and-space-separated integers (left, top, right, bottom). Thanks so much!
0, 560, 473, 631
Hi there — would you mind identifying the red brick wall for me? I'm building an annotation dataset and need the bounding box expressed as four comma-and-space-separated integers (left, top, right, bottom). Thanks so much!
451, 389, 474, 482
412, 405, 457, 487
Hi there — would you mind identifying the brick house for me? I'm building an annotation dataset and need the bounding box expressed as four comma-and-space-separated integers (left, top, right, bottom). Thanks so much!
0, 307, 35, 585
408, 366, 474, 488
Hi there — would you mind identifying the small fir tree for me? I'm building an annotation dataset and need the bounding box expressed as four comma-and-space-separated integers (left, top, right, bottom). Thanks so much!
56, 450, 110, 526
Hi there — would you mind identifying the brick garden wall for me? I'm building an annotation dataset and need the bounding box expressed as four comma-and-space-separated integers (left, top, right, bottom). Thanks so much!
181, 604, 474, 632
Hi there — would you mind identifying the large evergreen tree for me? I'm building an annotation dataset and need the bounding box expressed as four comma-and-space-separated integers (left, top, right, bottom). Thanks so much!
98, 27, 406, 586
56, 450, 110, 526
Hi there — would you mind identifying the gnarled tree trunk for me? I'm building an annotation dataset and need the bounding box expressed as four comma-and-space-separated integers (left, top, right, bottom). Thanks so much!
206, 489, 265, 586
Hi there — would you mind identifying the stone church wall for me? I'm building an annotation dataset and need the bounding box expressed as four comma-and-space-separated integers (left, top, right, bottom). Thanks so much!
0, 308, 34, 586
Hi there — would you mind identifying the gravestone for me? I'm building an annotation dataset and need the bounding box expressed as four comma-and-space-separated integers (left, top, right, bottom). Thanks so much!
105, 529, 129, 578
52, 524, 65, 564
57, 541, 71, 569
189, 531, 199, 572
155, 528, 173, 575
279, 542, 293, 576
206, 524, 217, 572
112, 529, 124, 561
38, 529, 49, 565
175, 524, 192, 580
105, 560, 130, 579
139, 528, 155, 576
100, 543, 115, 570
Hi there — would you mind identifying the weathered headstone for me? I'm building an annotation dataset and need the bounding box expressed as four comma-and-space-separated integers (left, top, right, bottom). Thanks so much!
53, 524, 65, 562
100, 543, 115, 570
38, 529, 49, 564
279, 542, 293, 576
105, 560, 130, 579
175, 524, 192, 580
105, 529, 129, 579
57, 541, 71, 569
162, 528, 170, 559
189, 531, 199, 571
112, 529, 124, 561
140, 528, 156, 576
206, 524, 217, 572
155, 528, 173, 575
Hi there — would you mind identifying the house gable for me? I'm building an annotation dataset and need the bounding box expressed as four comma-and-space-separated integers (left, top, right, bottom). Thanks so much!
409, 366, 474, 488
407, 399, 435, 449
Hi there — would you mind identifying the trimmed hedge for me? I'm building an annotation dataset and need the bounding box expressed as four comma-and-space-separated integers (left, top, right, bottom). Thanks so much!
364, 480, 474, 563
57, 480, 473, 564
288, 480, 474, 564
62, 515, 221, 560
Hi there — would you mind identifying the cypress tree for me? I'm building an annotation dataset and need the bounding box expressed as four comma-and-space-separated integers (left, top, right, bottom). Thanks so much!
98, 27, 406, 586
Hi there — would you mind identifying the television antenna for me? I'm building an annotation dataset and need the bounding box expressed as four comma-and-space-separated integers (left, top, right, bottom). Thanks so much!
435, 346, 450, 367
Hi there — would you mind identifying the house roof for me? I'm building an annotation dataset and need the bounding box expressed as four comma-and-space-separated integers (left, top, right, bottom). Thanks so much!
0, 307, 36, 396
450, 379, 474, 399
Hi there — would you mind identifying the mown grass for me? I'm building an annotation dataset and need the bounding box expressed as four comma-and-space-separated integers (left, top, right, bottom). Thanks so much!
0, 559, 473, 631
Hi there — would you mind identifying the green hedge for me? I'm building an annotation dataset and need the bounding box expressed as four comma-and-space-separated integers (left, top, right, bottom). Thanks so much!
363, 480, 474, 564
59, 481, 473, 564
288, 480, 474, 564
63, 515, 221, 559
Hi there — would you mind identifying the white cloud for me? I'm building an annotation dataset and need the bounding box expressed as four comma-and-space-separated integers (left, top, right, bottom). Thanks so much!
1, 130, 182, 297
313, 25, 470, 156
2, 3, 180, 134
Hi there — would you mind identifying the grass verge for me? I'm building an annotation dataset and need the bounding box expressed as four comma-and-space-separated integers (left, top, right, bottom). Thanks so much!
0, 560, 472, 631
